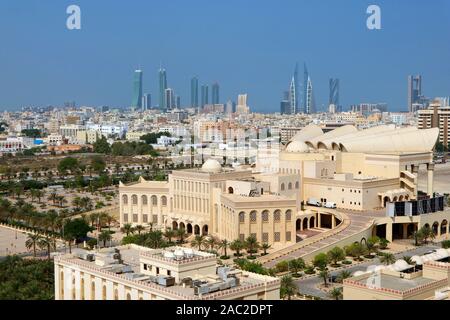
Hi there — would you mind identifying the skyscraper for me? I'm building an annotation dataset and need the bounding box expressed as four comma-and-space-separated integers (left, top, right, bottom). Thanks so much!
408, 75, 422, 112
280, 91, 290, 114
176, 95, 181, 109
303, 64, 315, 114
201, 85, 209, 107
158, 67, 168, 110
212, 82, 220, 104
191, 77, 199, 108
131, 70, 143, 110
165, 88, 175, 110
142, 93, 151, 110
329, 78, 340, 112
288, 63, 299, 114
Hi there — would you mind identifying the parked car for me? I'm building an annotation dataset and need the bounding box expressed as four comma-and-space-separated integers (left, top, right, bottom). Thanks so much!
324, 202, 337, 209
307, 198, 322, 207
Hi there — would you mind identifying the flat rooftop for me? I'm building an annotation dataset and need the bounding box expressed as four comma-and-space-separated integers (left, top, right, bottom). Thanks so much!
354, 273, 435, 292
59, 245, 279, 300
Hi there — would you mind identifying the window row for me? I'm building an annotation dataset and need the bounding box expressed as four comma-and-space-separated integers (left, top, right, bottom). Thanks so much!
280, 182, 300, 191
239, 210, 292, 223
122, 194, 167, 206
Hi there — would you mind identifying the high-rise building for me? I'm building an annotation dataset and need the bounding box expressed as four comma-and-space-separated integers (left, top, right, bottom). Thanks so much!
131, 70, 143, 110
201, 85, 209, 107
418, 103, 450, 147
304, 70, 315, 114
226, 100, 235, 114
212, 82, 220, 104
236, 94, 250, 114
329, 78, 340, 112
159, 68, 168, 110
288, 64, 299, 114
408, 75, 422, 113
280, 91, 290, 114
176, 95, 181, 109
142, 93, 151, 110
191, 77, 199, 108
165, 88, 175, 110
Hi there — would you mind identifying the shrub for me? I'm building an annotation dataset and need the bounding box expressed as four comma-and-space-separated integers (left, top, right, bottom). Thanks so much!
275, 260, 289, 273
442, 240, 450, 249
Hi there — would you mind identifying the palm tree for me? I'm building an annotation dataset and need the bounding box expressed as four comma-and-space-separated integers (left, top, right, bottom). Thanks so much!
89, 213, 99, 228
191, 235, 205, 251
145, 231, 164, 249
245, 235, 260, 258
329, 287, 343, 300
319, 267, 329, 287
135, 225, 145, 235
336, 270, 352, 283
164, 228, 176, 243
72, 197, 82, 211
205, 236, 218, 252
280, 275, 297, 300
261, 243, 271, 256
289, 258, 306, 276
120, 223, 134, 236
56, 195, 67, 208
230, 239, 245, 257
48, 192, 58, 206
402, 256, 415, 265
219, 239, 230, 258
25, 233, 42, 257
35, 190, 45, 203
98, 230, 113, 247
380, 253, 396, 265
38, 236, 54, 260
176, 228, 186, 244
29, 189, 39, 202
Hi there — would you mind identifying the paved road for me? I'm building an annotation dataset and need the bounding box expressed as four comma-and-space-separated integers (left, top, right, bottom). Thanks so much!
295, 244, 441, 300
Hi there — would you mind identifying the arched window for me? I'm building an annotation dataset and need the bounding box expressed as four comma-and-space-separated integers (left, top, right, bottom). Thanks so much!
281, 183, 285, 191
91, 282, 95, 300
132, 195, 138, 205
295, 181, 299, 189
288, 182, 293, 190
285, 210, 292, 221
126, 293, 131, 300
141, 195, 148, 205
273, 210, 281, 222
114, 289, 118, 300
262, 210, 269, 222
239, 212, 245, 223
122, 195, 128, 205
102, 285, 107, 300
151, 195, 158, 206
161, 196, 167, 206
250, 211, 257, 223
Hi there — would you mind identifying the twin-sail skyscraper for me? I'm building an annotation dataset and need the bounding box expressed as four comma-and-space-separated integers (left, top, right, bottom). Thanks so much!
281, 63, 315, 114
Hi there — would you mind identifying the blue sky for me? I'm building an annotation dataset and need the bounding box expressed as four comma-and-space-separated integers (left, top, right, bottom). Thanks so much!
1, 0, 450, 112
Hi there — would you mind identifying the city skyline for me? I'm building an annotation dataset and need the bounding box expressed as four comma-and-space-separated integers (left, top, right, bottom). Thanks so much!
1, 1, 450, 112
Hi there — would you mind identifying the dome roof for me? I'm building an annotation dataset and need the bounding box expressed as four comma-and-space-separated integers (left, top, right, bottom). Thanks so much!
202, 159, 222, 173
286, 141, 310, 153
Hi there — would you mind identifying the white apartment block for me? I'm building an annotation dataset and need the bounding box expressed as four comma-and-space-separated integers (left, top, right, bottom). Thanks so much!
54, 245, 280, 300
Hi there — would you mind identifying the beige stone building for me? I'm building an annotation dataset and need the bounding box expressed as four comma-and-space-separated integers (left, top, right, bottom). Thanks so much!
119, 124, 448, 251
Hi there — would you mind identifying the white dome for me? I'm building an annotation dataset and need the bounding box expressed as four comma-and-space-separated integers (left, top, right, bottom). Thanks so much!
393, 259, 410, 271
435, 249, 449, 259
286, 141, 310, 153
202, 159, 222, 173
411, 255, 423, 265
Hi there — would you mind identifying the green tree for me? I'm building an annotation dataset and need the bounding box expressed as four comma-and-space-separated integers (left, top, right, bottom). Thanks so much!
261, 243, 271, 256
57, 157, 79, 175
245, 235, 260, 258
38, 236, 54, 260
288, 258, 306, 276
120, 223, 135, 236
313, 253, 329, 270
90, 156, 106, 174
280, 275, 297, 300
25, 233, 42, 257
336, 270, 352, 283
329, 287, 343, 300
219, 239, 230, 258
191, 235, 206, 251
93, 137, 111, 154
327, 247, 345, 266
176, 228, 186, 244
164, 228, 176, 243
98, 230, 113, 247
380, 253, 396, 265
135, 225, 145, 235
144, 231, 165, 249
230, 239, 245, 256
366, 236, 380, 256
